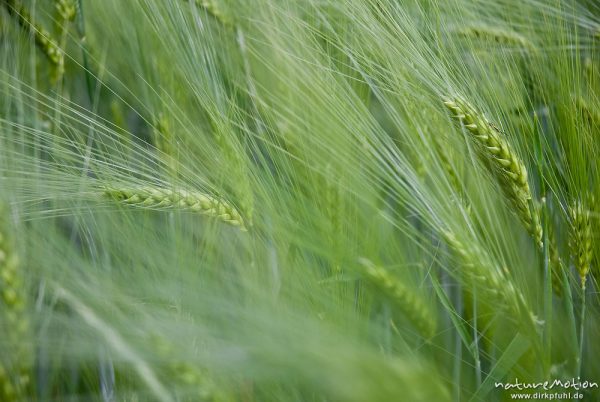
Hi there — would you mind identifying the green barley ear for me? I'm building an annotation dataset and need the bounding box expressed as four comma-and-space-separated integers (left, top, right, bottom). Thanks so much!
0, 206, 32, 402
54, 0, 76, 41
152, 335, 235, 402
442, 230, 536, 329
194, 0, 233, 27
569, 199, 593, 289
103, 185, 247, 230
170, 362, 234, 402
453, 25, 535, 52
55, 0, 76, 22
358, 258, 436, 338
4, 0, 65, 81
572, 94, 600, 127
434, 137, 462, 196
443, 97, 543, 248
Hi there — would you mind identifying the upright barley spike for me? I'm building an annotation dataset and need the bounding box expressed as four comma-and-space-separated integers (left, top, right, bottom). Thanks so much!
55, 0, 76, 22
569, 200, 593, 289
358, 258, 436, 338
103, 185, 247, 230
54, 0, 76, 41
0, 206, 32, 402
443, 97, 543, 248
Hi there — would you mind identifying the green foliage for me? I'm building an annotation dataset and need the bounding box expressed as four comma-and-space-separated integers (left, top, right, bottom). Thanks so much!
0, 0, 599, 400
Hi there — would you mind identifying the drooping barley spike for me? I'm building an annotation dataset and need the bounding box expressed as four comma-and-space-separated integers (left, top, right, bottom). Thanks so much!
192, 0, 233, 27
442, 230, 536, 329
0, 205, 32, 402
443, 97, 543, 248
434, 138, 462, 196
572, 95, 600, 127
103, 186, 247, 230
358, 258, 436, 338
152, 335, 235, 402
453, 25, 535, 52
569, 199, 593, 289
4, 0, 65, 79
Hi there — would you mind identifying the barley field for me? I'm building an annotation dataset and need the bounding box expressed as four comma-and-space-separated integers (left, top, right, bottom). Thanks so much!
0, 0, 599, 401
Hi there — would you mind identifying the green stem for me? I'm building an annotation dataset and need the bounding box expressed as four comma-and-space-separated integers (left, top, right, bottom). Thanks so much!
541, 196, 551, 378
472, 285, 482, 388
76, 0, 94, 105
576, 282, 586, 379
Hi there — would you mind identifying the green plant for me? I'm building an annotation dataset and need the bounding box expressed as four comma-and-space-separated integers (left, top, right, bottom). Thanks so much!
103, 186, 247, 230
0, 206, 31, 402
443, 97, 543, 248
3, 0, 64, 80
0, 0, 599, 400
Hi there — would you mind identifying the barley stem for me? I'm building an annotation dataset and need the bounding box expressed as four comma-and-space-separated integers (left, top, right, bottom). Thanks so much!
576, 285, 586, 379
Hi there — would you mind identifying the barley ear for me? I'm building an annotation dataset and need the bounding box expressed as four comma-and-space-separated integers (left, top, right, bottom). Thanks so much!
54, 0, 76, 41
443, 97, 543, 248
358, 258, 437, 338
193, 0, 233, 27
442, 230, 536, 329
152, 335, 235, 402
572, 95, 600, 127
569, 199, 593, 289
434, 138, 462, 196
4, 0, 65, 80
0, 207, 32, 402
454, 25, 535, 52
103, 185, 247, 231
55, 0, 76, 22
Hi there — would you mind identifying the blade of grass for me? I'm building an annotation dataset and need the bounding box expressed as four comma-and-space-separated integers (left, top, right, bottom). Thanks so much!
431, 275, 478, 361
469, 333, 531, 402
